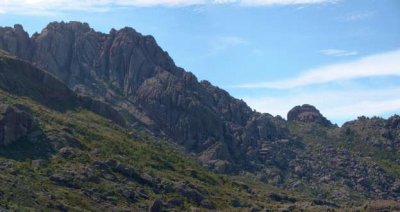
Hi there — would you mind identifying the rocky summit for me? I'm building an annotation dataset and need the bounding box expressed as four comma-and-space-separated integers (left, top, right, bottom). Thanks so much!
0, 22, 290, 173
287, 104, 332, 126
0, 22, 399, 211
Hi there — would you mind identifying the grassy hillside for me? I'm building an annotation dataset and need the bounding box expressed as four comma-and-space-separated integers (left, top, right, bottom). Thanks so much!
0, 52, 397, 211
0, 89, 309, 211
1, 93, 396, 212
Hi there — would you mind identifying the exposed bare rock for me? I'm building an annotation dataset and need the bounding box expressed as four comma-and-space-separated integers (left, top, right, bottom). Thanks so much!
342, 115, 400, 152
362, 200, 400, 211
0, 24, 33, 60
0, 104, 36, 146
0, 54, 127, 126
287, 104, 332, 126
0, 54, 78, 110
387, 115, 400, 130
148, 199, 163, 212
0, 22, 290, 173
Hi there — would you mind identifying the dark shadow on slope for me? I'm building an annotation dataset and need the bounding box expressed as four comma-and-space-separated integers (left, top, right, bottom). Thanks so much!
0, 129, 54, 161
0, 55, 128, 127
0, 55, 79, 112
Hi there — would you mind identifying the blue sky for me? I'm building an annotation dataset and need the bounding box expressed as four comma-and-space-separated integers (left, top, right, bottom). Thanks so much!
1, 0, 399, 124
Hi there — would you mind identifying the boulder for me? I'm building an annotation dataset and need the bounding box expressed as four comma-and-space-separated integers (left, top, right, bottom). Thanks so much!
0, 104, 36, 146
287, 104, 332, 126
148, 199, 162, 212
268, 193, 296, 203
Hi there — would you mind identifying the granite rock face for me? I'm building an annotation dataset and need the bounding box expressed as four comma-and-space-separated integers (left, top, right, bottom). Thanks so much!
0, 104, 36, 146
0, 54, 126, 127
0, 24, 33, 61
0, 52, 78, 110
0, 22, 289, 172
342, 116, 400, 154
287, 104, 332, 126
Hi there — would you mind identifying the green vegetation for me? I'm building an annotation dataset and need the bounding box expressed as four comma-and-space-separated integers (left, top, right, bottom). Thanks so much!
0, 89, 301, 211
287, 119, 400, 206
0, 54, 397, 210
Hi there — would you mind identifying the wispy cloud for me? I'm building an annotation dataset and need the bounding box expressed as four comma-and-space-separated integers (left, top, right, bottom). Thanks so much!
242, 86, 400, 124
319, 49, 358, 57
0, 0, 338, 15
339, 11, 373, 22
0, 0, 113, 15
239, 0, 338, 6
116, 0, 207, 6
236, 49, 400, 89
210, 36, 248, 54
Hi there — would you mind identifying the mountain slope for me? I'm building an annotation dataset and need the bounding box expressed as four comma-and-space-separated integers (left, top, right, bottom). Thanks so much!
0, 53, 352, 211
284, 105, 400, 201
0, 52, 127, 127
0, 22, 290, 174
0, 22, 399, 208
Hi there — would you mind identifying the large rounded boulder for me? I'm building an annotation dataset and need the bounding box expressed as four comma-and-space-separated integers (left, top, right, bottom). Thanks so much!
287, 104, 332, 126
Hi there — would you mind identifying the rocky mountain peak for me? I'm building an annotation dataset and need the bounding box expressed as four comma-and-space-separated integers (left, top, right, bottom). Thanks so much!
0, 24, 32, 60
0, 22, 292, 173
287, 104, 332, 126
42, 21, 92, 33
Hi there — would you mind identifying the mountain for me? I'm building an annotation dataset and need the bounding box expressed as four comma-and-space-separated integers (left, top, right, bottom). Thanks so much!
0, 50, 360, 211
0, 22, 399, 210
285, 105, 400, 202
0, 22, 289, 174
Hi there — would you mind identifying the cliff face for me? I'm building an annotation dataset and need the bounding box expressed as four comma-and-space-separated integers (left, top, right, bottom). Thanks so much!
0, 53, 126, 127
0, 24, 33, 60
0, 22, 289, 172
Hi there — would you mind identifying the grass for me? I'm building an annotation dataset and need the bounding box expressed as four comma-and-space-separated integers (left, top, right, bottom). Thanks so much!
0, 83, 394, 210
0, 89, 295, 210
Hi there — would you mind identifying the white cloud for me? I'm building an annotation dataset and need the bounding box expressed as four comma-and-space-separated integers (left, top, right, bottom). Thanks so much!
115, 0, 207, 6
242, 86, 400, 124
236, 49, 400, 124
319, 49, 358, 57
239, 0, 337, 6
0, 0, 338, 14
236, 49, 400, 89
0, 0, 113, 15
339, 11, 373, 22
210, 36, 248, 54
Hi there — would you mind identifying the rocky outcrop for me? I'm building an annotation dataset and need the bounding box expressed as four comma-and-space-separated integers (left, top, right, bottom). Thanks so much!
0, 53, 127, 126
148, 199, 163, 212
278, 114, 400, 201
342, 116, 400, 153
0, 104, 36, 146
287, 104, 332, 126
0, 24, 33, 61
0, 22, 289, 172
0, 52, 78, 110
362, 200, 400, 211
